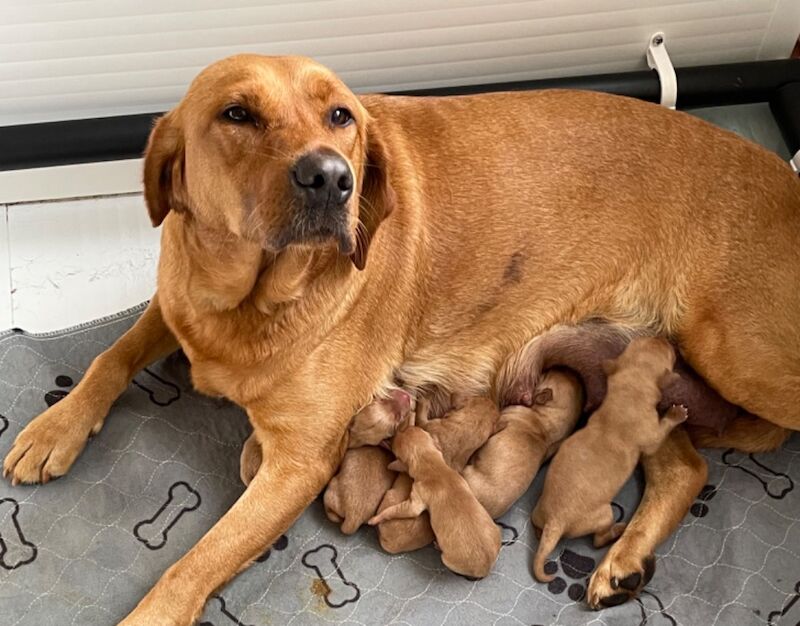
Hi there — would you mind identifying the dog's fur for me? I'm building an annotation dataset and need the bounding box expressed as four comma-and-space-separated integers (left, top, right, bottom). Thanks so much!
2, 54, 798, 622
369, 426, 501, 578
417, 394, 500, 471
463, 369, 584, 518
531, 338, 687, 592
323, 445, 396, 534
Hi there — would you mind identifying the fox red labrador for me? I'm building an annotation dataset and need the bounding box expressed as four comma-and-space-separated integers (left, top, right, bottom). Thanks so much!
4, 54, 799, 624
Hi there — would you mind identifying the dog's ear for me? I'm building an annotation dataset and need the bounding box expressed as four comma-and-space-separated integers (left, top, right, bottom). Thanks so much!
532, 387, 554, 405
351, 123, 396, 270
143, 112, 188, 227
601, 359, 618, 376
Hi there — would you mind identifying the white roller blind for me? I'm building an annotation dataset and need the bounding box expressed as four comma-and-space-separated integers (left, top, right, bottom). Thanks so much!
1, 0, 799, 126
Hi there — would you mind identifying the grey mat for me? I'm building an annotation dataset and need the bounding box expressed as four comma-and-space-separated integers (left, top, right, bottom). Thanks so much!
0, 308, 799, 626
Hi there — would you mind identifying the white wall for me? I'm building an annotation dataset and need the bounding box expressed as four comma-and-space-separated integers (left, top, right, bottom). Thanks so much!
2, 0, 799, 125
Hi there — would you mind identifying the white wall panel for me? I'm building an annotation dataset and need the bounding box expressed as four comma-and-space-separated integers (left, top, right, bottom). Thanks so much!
1, 0, 798, 125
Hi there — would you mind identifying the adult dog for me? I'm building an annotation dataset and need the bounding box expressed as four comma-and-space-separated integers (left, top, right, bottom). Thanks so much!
4, 54, 799, 624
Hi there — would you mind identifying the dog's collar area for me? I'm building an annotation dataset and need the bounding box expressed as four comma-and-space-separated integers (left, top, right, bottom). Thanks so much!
791, 150, 800, 175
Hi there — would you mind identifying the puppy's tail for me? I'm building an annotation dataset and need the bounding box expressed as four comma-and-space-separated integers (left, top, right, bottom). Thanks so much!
687, 415, 791, 453
532, 523, 562, 583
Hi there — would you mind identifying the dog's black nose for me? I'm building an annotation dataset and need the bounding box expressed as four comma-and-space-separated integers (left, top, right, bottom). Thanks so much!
291, 150, 353, 208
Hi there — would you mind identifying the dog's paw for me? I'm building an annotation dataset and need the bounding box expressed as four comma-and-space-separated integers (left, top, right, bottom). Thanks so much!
587, 549, 655, 609
3, 398, 100, 485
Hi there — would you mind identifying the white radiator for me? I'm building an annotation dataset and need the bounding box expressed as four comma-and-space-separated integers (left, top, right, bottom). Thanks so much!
2, 0, 799, 126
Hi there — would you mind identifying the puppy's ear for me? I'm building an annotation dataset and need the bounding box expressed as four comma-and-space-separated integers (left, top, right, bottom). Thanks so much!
143, 112, 188, 227
351, 122, 396, 270
532, 387, 554, 405
387, 459, 408, 473
601, 359, 618, 376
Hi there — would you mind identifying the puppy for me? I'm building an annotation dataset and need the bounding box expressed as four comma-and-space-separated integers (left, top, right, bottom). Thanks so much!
375, 472, 436, 553
418, 394, 500, 471
369, 426, 501, 578
463, 369, 584, 518
531, 337, 688, 582
348, 389, 413, 448
324, 445, 396, 534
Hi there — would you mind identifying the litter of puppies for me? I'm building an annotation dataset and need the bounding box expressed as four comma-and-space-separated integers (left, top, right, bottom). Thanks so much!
319, 331, 699, 598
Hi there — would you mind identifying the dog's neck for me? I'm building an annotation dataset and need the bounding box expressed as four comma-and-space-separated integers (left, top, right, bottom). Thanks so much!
177, 217, 333, 314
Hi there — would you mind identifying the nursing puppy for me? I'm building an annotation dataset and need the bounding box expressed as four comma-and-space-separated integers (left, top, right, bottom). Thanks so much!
369, 426, 501, 578
374, 472, 436, 553
531, 337, 687, 584
463, 369, 583, 518
324, 446, 396, 534
348, 389, 413, 448
418, 394, 500, 471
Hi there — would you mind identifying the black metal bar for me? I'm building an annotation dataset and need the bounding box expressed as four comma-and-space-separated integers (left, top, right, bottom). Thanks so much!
770, 82, 800, 156
1, 59, 799, 171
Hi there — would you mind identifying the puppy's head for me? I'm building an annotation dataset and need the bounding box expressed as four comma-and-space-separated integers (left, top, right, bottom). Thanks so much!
610, 336, 677, 390
143, 54, 395, 270
391, 426, 435, 465
349, 389, 412, 448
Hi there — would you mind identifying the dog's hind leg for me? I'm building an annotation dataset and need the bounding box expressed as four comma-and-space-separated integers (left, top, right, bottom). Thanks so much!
586, 427, 706, 609
3, 294, 178, 484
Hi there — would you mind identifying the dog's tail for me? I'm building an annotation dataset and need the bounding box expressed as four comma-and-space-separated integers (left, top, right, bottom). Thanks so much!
532, 523, 562, 583
687, 415, 791, 453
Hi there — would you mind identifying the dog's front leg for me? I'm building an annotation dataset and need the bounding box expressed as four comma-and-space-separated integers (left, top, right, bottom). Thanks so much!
4, 293, 177, 484
586, 427, 707, 608
119, 398, 349, 626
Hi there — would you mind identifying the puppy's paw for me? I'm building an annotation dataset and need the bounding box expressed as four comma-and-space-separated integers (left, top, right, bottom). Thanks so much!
586, 547, 655, 609
3, 400, 101, 485
664, 404, 689, 425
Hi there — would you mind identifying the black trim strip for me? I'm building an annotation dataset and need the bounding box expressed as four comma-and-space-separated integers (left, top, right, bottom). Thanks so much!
1, 59, 799, 171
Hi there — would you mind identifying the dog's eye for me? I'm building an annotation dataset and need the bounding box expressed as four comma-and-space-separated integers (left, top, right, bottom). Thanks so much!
330, 107, 353, 127
222, 105, 252, 123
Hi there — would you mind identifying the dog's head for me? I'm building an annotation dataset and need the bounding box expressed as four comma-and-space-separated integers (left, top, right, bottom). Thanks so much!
143, 54, 395, 270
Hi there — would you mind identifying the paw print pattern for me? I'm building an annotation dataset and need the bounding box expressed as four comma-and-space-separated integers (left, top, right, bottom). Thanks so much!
44, 374, 73, 407
255, 534, 288, 563
0, 413, 7, 439
690, 484, 718, 518
543, 549, 596, 602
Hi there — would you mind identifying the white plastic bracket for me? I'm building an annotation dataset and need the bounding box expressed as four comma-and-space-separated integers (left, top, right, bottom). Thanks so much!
791, 150, 800, 175
646, 32, 677, 110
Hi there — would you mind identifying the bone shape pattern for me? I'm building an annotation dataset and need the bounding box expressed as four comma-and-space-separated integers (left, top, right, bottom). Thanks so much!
0, 498, 37, 570
721, 450, 794, 499
131, 368, 181, 406
767, 580, 800, 625
133, 481, 201, 550
199, 595, 254, 626
301, 544, 360, 608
